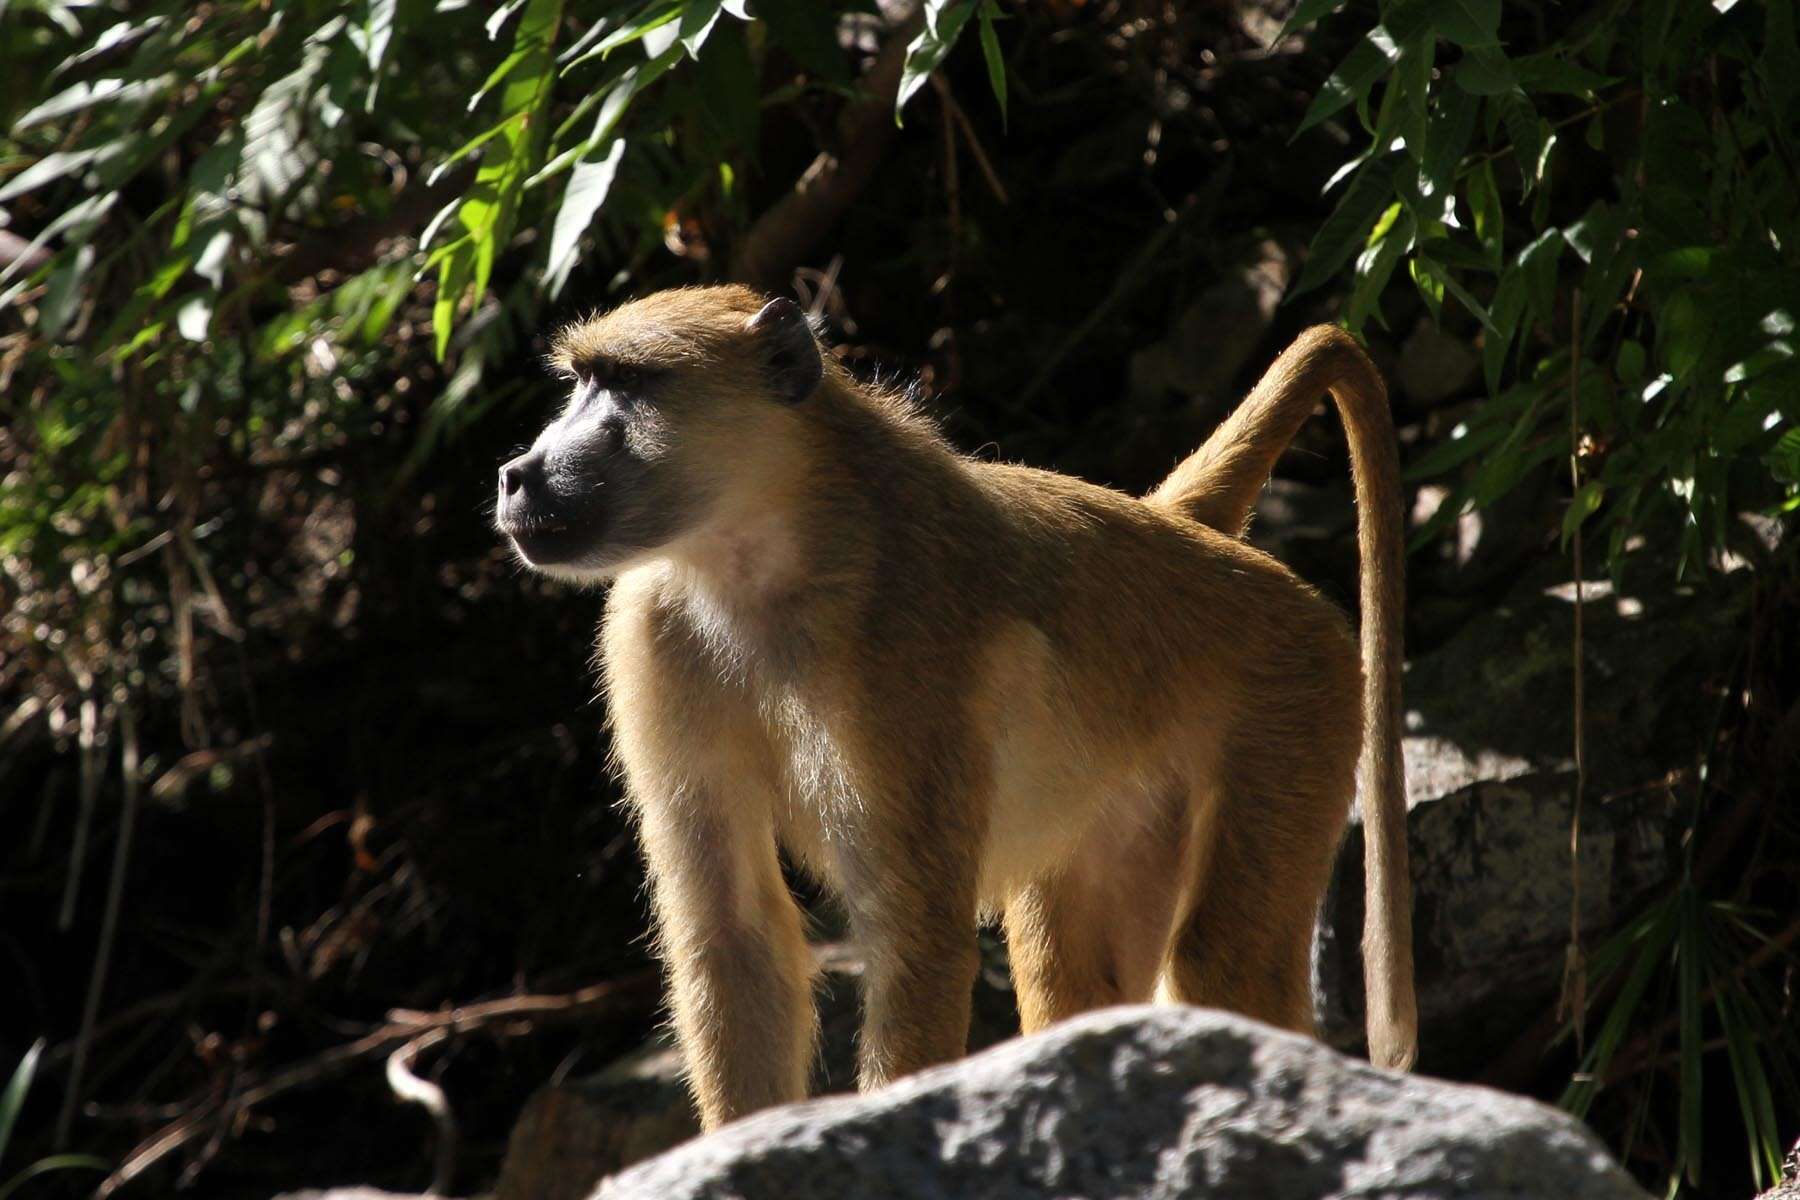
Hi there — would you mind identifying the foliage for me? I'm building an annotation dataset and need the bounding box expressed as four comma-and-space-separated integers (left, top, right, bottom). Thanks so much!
1563, 884, 1797, 1192
1286, 0, 1800, 578
0, 1042, 108, 1199
1275, 1, 1800, 1189
1, 2, 1794, 1196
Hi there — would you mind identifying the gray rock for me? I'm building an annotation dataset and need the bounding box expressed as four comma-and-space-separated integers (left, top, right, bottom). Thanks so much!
594, 1007, 1649, 1200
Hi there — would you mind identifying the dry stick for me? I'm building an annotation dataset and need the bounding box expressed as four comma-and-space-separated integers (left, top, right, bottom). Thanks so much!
1558, 291, 1589, 1052
97, 972, 659, 1197
934, 75, 1010, 204
55, 698, 140, 1150
57, 690, 102, 931
387, 1029, 456, 1196
936, 74, 963, 290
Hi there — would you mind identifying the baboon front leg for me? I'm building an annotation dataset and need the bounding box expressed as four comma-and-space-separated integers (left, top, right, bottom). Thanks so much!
638, 795, 814, 1129
836, 772, 983, 1091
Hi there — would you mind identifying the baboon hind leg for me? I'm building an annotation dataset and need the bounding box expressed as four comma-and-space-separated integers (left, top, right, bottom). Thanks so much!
1003, 789, 1189, 1034
1159, 768, 1349, 1035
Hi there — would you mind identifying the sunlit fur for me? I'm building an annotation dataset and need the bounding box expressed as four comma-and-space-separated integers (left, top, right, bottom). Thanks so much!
502, 285, 1416, 1130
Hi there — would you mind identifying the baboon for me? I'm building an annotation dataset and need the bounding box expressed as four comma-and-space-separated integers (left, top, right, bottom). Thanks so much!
496, 285, 1415, 1130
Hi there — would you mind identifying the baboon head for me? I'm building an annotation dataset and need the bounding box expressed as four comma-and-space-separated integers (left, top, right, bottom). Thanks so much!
496, 286, 824, 581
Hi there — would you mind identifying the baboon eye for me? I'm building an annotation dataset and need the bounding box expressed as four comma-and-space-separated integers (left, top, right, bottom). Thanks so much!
582, 361, 643, 391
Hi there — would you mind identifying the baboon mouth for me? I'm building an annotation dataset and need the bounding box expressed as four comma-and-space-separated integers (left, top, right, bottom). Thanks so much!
502, 513, 596, 566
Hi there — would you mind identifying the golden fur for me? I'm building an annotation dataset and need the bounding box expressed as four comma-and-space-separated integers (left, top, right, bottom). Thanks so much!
507, 286, 1416, 1130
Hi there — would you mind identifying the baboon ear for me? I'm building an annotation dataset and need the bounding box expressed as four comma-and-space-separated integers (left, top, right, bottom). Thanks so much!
746, 297, 822, 403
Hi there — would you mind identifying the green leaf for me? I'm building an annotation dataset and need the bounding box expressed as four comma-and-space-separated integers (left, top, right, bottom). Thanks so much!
1406, 401, 1520, 481
897, 1, 977, 123
433, 0, 568, 355
0, 190, 117, 291
1347, 204, 1413, 330
14, 76, 174, 131
361, 0, 398, 107
978, 1, 1007, 130
759, 0, 851, 84
1419, 83, 1480, 201
0, 145, 115, 204
1562, 898, 1680, 1118
564, 4, 678, 69
1292, 155, 1398, 297
1561, 481, 1604, 547
0, 1155, 110, 1200
545, 139, 627, 298
1483, 264, 1525, 394
1615, 340, 1646, 384
1410, 254, 1445, 321
1394, 32, 1434, 160
592, 45, 683, 147
1467, 159, 1502, 263
1295, 25, 1400, 135
1676, 891, 1704, 1185
1431, 0, 1500, 48
434, 241, 469, 361
678, 0, 724, 58
691, 21, 760, 150
0, 1040, 45, 1161
1512, 50, 1617, 94
1767, 427, 1800, 483
1439, 267, 1500, 334
1453, 45, 1516, 95
428, 115, 524, 187
39, 243, 96, 339
1720, 338, 1792, 385
1516, 225, 1563, 330
1275, 0, 1344, 42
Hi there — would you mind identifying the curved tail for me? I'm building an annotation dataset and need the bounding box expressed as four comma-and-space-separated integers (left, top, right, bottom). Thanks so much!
1148, 325, 1418, 1070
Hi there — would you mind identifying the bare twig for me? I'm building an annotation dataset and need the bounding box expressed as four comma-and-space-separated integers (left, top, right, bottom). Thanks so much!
387, 1029, 457, 1196
56, 698, 140, 1149
97, 972, 659, 1196
1557, 291, 1588, 1050
57, 690, 104, 931
932, 75, 1009, 204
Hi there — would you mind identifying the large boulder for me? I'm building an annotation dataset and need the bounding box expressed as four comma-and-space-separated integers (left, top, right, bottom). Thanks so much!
593, 1006, 1649, 1200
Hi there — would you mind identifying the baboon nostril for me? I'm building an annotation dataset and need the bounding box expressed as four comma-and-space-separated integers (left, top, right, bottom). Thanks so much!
501, 452, 544, 499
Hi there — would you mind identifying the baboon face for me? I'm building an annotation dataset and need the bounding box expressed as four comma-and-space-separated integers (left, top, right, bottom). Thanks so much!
497, 286, 823, 581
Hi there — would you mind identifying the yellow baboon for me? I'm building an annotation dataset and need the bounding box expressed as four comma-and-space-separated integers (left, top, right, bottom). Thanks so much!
496, 285, 1415, 1131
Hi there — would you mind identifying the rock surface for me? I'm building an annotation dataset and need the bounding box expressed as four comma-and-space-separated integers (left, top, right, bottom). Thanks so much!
593, 1007, 1649, 1200
1313, 554, 1741, 1070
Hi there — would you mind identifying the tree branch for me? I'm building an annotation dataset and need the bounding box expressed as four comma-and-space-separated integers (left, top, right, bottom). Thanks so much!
729, 7, 923, 292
